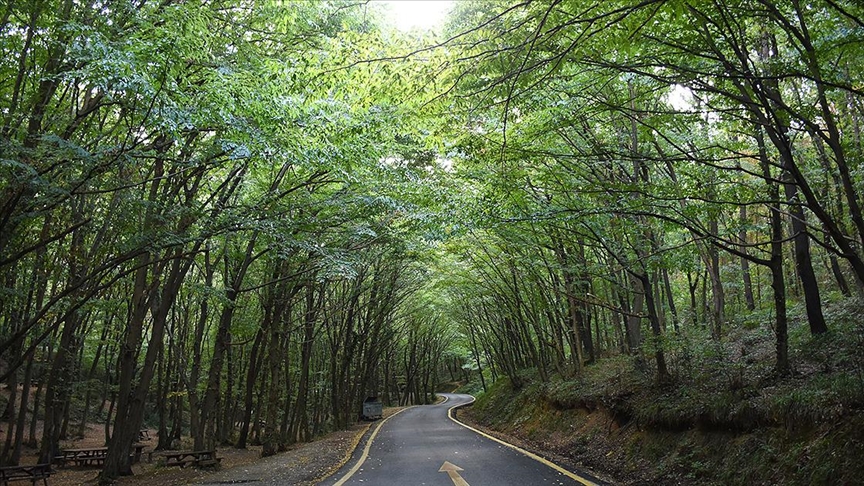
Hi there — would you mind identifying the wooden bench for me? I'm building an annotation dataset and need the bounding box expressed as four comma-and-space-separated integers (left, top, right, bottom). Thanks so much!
54, 444, 147, 468
0, 463, 51, 485
160, 450, 221, 469
129, 444, 147, 464
53, 447, 106, 467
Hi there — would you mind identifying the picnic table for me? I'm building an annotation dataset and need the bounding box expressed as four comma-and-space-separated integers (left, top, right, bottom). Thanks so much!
54, 443, 147, 467
0, 463, 51, 485
53, 447, 105, 467
159, 450, 221, 469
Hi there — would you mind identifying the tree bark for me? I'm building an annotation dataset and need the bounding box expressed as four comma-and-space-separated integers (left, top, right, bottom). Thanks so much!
236, 328, 265, 449
739, 205, 756, 311
757, 127, 790, 375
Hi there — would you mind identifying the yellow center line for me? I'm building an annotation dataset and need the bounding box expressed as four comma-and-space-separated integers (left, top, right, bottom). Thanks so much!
332, 406, 413, 486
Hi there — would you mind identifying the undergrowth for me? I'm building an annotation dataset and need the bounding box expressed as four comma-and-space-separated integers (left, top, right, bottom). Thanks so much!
465, 297, 864, 485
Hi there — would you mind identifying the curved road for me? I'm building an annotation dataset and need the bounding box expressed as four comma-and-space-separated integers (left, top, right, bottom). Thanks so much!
323, 393, 604, 486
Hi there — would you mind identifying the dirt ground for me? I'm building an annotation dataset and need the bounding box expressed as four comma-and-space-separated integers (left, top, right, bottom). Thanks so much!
34, 426, 356, 485
0, 383, 417, 486
0, 408, 417, 486
41, 422, 375, 486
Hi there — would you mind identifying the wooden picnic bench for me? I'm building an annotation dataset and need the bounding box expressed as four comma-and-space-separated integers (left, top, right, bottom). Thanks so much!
53, 447, 106, 467
129, 443, 147, 464
53, 443, 147, 467
159, 450, 221, 469
0, 463, 51, 485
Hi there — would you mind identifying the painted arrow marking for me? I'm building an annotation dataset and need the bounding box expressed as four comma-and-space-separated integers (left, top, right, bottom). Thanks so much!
439, 461, 470, 486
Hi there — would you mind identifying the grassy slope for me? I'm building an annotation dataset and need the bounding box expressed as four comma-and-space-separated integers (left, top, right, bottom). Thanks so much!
461, 299, 864, 485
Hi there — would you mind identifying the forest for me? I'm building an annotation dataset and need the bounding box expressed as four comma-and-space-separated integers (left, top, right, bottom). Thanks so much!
1, 0, 863, 484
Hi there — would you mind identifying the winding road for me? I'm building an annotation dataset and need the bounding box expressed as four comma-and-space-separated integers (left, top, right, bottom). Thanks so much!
323, 393, 604, 486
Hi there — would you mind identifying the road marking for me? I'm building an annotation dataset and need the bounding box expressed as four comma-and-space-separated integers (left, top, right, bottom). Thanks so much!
446, 396, 599, 486
331, 407, 413, 486
439, 461, 470, 486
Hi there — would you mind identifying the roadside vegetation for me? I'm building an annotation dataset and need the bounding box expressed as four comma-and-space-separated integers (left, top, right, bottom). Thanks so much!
461, 298, 864, 485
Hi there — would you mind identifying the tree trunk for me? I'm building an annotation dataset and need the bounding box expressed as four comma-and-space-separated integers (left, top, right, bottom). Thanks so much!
757, 127, 791, 375
78, 314, 111, 438
187, 248, 213, 451
198, 234, 259, 450
706, 229, 724, 339
261, 310, 282, 458
639, 273, 670, 383
739, 205, 756, 311
100, 243, 196, 482
290, 282, 320, 443
782, 177, 827, 334
236, 329, 265, 449
38, 304, 81, 463
662, 268, 679, 333
10, 349, 34, 464
468, 323, 487, 393
626, 275, 644, 353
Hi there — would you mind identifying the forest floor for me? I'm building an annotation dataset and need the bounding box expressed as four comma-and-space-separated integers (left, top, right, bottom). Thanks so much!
9, 407, 407, 486
46, 423, 368, 486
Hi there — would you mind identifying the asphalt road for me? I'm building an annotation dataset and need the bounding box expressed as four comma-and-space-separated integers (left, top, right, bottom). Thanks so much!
323, 393, 604, 486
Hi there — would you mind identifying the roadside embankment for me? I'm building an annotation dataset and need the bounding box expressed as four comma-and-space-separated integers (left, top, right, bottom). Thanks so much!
458, 317, 864, 485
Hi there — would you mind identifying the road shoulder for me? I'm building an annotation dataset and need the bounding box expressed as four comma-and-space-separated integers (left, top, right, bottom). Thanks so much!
450, 401, 614, 486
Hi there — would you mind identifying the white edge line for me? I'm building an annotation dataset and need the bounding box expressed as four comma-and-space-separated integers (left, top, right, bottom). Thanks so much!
447, 395, 599, 486
332, 406, 413, 486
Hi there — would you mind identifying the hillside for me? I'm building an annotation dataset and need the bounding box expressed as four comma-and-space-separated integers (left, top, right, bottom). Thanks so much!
459, 299, 864, 485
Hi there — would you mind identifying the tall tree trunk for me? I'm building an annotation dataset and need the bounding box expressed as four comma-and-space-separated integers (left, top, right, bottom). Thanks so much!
10, 349, 34, 464
757, 127, 790, 375
639, 273, 670, 383
757, 29, 826, 334
78, 314, 111, 438
101, 249, 193, 482
236, 328, 265, 449
706, 223, 724, 339
290, 282, 320, 443
261, 305, 283, 458
198, 234, 259, 450
28, 361, 44, 448
782, 176, 827, 334
468, 322, 487, 393
38, 203, 87, 463
739, 205, 756, 311
662, 268, 679, 333
626, 275, 644, 353
187, 248, 213, 451
1, 353, 19, 465
219, 341, 234, 445
99, 148, 167, 481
